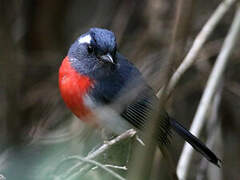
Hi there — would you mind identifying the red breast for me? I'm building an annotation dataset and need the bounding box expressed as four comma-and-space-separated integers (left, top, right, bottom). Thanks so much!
59, 56, 94, 122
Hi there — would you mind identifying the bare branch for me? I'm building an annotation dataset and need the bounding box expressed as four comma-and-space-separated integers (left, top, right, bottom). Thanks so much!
56, 129, 136, 180
177, 3, 240, 180
103, 164, 127, 171
86, 129, 136, 160
65, 156, 126, 180
196, 83, 223, 180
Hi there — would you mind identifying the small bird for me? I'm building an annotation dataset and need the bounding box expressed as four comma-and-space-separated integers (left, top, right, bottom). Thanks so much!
59, 27, 220, 167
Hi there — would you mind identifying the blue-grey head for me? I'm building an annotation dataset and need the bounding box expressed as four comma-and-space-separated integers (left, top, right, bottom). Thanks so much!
68, 28, 118, 78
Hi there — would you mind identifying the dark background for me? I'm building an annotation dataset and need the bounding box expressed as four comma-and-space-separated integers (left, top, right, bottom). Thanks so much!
0, 0, 240, 179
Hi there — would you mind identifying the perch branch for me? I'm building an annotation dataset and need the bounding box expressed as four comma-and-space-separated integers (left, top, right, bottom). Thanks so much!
58, 129, 136, 180
65, 156, 126, 180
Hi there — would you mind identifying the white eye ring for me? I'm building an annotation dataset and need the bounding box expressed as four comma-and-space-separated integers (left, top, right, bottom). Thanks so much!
78, 34, 92, 44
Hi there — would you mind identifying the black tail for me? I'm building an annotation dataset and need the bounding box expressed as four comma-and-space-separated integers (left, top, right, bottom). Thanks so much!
170, 118, 221, 167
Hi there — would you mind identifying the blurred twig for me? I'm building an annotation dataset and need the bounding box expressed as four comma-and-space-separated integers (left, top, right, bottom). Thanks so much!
159, 0, 236, 99
168, 0, 193, 68
177, 3, 240, 180
206, 86, 223, 180
63, 156, 126, 180
156, 0, 194, 96
102, 164, 127, 171
196, 83, 223, 180
128, 1, 195, 179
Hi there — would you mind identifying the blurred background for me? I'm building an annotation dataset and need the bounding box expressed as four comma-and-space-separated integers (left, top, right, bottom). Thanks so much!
0, 0, 240, 179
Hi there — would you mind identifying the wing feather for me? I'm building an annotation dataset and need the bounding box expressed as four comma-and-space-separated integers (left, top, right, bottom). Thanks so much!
120, 92, 172, 145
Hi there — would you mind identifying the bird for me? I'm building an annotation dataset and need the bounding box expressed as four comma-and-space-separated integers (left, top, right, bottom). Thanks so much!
59, 27, 221, 167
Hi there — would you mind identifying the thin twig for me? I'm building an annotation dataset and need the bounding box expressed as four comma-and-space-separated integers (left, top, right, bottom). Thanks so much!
206, 129, 223, 180
177, 4, 240, 180
205, 83, 223, 180
86, 129, 136, 159
159, 0, 236, 98
91, 165, 126, 171
135, 135, 145, 146
66, 156, 126, 180
196, 83, 223, 180
104, 164, 127, 171
57, 129, 136, 180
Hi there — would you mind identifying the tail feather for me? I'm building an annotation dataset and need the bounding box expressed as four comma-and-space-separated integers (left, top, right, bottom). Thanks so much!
170, 118, 221, 167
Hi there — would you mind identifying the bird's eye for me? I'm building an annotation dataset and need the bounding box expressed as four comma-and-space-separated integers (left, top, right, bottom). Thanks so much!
87, 45, 93, 53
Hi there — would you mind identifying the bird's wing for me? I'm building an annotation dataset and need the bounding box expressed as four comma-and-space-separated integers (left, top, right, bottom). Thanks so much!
120, 90, 172, 145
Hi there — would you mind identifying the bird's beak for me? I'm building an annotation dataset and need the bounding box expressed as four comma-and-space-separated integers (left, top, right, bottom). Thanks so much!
100, 53, 115, 64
